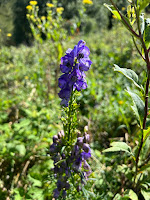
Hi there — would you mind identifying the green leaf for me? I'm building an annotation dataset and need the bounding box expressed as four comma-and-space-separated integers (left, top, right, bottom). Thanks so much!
114, 64, 141, 89
125, 189, 138, 200
141, 190, 150, 200
127, 90, 145, 127
143, 18, 150, 49
103, 141, 133, 156
104, 4, 121, 20
143, 127, 150, 141
28, 175, 42, 187
16, 144, 26, 156
137, 0, 150, 12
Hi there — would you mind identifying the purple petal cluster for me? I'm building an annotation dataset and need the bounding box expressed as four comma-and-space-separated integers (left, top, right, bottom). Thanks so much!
50, 131, 91, 199
58, 40, 92, 106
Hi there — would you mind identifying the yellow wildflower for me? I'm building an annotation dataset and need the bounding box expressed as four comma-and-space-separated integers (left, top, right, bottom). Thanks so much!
112, 15, 117, 19
47, 3, 54, 8
26, 5, 33, 10
56, 7, 64, 14
41, 16, 46, 20
25, 76, 28, 79
83, 0, 93, 5
7, 33, 12, 37
38, 25, 42, 29
29, 1, 37, 6
118, 100, 124, 105
26, 14, 30, 18
122, 7, 126, 11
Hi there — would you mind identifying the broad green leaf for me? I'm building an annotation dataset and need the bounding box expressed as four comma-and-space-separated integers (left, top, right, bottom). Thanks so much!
103, 141, 133, 156
127, 90, 145, 127
114, 64, 141, 89
141, 190, 150, 200
104, 4, 121, 20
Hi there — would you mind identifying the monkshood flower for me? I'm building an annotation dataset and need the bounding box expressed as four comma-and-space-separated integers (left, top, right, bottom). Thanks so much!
58, 40, 92, 106
50, 130, 91, 199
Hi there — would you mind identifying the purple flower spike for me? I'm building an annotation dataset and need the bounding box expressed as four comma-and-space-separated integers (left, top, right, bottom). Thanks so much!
58, 40, 92, 107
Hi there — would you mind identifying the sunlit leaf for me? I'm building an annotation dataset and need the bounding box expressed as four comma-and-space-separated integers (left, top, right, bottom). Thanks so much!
125, 189, 138, 200
127, 90, 145, 127
103, 141, 133, 156
114, 64, 141, 89
143, 127, 150, 141
141, 189, 150, 200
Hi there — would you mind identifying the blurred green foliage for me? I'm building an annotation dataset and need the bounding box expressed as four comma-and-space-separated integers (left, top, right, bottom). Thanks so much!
0, 0, 128, 45
0, 0, 150, 199
0, 20, 149, 198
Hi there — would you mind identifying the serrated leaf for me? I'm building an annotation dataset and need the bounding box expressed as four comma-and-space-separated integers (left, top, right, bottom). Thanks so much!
103, 142, 133, 156
127, 90, 145, 127
114, 64, 141, 89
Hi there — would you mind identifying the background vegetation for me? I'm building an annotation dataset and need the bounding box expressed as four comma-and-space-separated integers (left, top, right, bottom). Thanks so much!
0, 0, 150, 199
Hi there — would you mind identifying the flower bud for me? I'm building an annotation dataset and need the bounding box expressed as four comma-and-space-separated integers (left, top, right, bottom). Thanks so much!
84, 134, 90, 143
77, 137, 84, 146
83, 143, 90, 153
84, 125, 88, 132
53, 135, 58, 143
58, 130, 64, 139
50, 143, 57, 154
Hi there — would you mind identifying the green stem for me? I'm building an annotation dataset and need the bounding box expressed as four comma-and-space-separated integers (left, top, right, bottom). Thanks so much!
68, 90, 73, 141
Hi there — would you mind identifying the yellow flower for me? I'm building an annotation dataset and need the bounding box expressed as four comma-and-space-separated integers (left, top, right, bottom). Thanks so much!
38, 25, 42, 29
41, 16, 46, 20
26, 5, 33, 10
83, 0, 93, 5
25, 76, 28, 79
26, 14, 30, 18
118, 100, 124, 105
122, 7, 126, 11
46, 3, 54, 8
56, 7, 64, 14
29, 1, 37, 6
112, 15, 117, 19
7, 33, 12, 37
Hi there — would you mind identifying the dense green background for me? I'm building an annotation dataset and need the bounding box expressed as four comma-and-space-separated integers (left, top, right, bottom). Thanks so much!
0, 0, 150, 199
